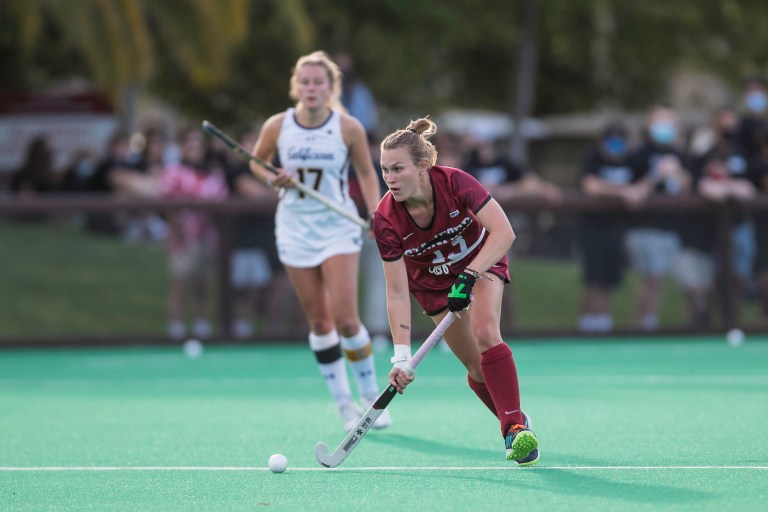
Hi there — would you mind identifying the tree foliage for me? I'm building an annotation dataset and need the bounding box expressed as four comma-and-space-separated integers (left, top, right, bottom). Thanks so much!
3, 0, 768, 127
2, 0, 250, 99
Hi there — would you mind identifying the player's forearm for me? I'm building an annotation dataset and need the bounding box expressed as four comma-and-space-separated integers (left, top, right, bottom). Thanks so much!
386, 291, 412, 347
248, 161, 273, 185
466, 228, 515, 274
358, 170, 382, 217
582, 177, 632, 198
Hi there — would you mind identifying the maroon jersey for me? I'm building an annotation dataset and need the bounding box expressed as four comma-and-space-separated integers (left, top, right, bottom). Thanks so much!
373, 166, 509, 314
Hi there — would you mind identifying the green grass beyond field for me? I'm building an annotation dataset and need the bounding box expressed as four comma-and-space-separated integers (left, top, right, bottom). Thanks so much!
2, 220, 727, 339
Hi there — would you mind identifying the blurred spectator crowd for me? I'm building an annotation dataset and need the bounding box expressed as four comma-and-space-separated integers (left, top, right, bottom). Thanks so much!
3, 74, 768, 338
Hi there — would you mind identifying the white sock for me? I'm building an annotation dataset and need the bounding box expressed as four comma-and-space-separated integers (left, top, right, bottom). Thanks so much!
168, 320, 186, 340
309, 330, 353, 404
232, 318, 253, 339
193, 318, 212, 339
341, 324, 379, 399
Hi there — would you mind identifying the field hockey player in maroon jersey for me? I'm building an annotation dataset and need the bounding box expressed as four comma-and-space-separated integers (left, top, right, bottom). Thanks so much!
372, 117, 538, 465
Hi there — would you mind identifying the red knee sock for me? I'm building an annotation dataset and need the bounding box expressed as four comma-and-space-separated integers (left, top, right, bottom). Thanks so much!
480, 342, 524, 435
467, 374, 496, 416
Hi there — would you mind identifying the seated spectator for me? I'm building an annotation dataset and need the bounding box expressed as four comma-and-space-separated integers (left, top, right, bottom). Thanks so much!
115, 127, 170, 243
11, 135, 56, 197
111, 126, 169, 195
85, 130, 142, 235
579, 121, 644, 333
60, 148, 98, 193
9, 135, 57, 222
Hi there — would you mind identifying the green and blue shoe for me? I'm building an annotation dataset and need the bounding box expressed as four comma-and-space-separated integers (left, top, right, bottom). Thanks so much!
505, 421, 539, 467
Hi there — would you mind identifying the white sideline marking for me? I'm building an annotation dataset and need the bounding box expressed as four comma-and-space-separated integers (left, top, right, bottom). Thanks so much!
1, 374, 767, 387
1, 465, 766, 472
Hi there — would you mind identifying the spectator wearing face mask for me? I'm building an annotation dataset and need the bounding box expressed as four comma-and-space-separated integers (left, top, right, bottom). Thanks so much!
578, 121, 645, 333
738, 75, 768, 160
625, 105, 692, 331
680, 106, 757, 328
691, 152, 758, 329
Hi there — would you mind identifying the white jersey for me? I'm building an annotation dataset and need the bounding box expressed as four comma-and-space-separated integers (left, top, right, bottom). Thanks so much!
276, 108, 356, 213
274, 108, 363, 267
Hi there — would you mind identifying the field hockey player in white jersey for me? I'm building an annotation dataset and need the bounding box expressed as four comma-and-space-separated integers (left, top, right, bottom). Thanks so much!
248, 51, 390, 431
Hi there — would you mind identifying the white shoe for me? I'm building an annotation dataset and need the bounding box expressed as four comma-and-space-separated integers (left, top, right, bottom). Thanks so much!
232, 319, 253, 339
372, 408, 392, 429
168, 320, 186, 341
338, 400, 363, 431
363, 396, 392, 429
193, 319, 212, 339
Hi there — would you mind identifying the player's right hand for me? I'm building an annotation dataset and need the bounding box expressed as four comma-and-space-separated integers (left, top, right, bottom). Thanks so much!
447, 271, 476, 312
270, 168, 295, 188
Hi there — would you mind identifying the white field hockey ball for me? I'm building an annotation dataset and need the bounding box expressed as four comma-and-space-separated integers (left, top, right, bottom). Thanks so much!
268, 454, 288, 473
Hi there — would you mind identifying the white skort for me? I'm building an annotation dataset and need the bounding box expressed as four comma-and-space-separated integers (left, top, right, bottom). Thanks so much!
275, 201, 364, 268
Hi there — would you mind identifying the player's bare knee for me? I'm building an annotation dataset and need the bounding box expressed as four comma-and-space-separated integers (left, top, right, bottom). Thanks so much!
336, 320, 360, 339
309, 320, 334, 335
474, 325, 502, 348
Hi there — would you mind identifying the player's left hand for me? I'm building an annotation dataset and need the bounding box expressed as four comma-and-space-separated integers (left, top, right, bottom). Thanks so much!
390, 345, 413, 394
447, 271, 476, 312
389, 365, 414, 394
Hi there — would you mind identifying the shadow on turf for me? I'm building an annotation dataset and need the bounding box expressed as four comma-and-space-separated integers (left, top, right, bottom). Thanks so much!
368, 469, 713, 506
366, 432, 499, 461
364, 436, 714, 505
516, 466, 713, 505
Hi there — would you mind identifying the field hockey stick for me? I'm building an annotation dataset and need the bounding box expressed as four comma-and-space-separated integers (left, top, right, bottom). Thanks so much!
315, 312, 456, 468
201, 120, 370, 229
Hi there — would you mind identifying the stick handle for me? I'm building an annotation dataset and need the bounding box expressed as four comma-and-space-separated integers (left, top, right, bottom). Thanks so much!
201, 120, 370, 230
409, 312, 455, 369
314, 311, 457, 468
202, 120, 273, 170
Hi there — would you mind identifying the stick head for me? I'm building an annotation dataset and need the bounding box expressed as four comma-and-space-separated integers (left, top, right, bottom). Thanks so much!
315, 442, 333, 468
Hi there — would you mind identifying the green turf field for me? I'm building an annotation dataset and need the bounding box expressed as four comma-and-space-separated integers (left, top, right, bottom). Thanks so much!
2, 337, 766, 511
